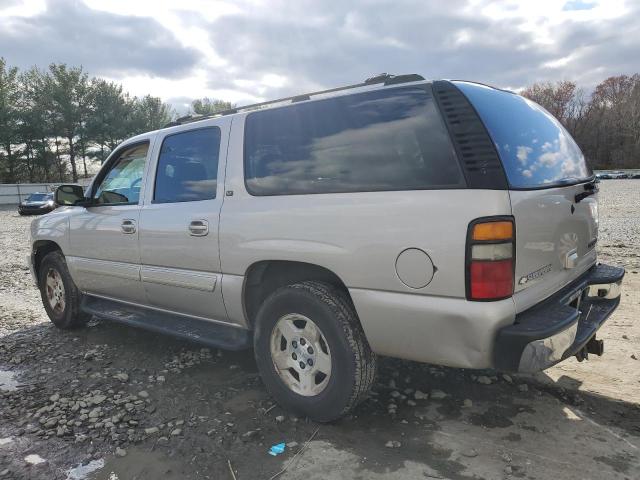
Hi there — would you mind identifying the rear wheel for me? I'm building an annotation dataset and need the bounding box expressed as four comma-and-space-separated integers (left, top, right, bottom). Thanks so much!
38, 251, 90, 329
254, 281, 376, 422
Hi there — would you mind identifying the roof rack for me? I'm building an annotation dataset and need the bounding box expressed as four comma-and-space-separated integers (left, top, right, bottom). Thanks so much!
163, 73, 425, 128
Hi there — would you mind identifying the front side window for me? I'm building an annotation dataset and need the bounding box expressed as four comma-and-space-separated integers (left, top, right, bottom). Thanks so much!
454, 81, 592, 189
94, 143, 149, 204
153, 127, 221, 203
244, 86, 464, 195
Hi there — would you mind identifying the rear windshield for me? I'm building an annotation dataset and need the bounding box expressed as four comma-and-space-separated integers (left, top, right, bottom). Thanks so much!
454, 81, 592, 189
244, 85, 464, 195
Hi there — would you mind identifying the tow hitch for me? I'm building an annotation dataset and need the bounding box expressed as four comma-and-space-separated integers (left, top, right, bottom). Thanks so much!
575, 336, 604, 362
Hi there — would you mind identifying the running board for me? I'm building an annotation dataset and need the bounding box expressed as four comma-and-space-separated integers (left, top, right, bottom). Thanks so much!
81, 296, 251, 350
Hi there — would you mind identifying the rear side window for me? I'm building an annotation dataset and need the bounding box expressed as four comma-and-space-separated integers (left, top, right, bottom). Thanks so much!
154, 127, 221, 203
454, 81, 591, 189
244, 86, 464, 195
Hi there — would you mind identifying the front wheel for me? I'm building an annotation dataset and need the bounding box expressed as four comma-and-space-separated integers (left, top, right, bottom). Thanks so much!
38, 251, 90, 329
253, 281, 377, 422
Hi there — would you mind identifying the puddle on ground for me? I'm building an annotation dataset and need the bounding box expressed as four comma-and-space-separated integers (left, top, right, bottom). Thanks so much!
0, 369, 19, 391
87, 448, 186, 479
66, 459, 105, 480
0, 437, 14, 446
25, 454, 46, 465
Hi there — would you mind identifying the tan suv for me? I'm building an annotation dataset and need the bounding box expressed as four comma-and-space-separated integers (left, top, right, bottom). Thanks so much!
29, 74, 624, 421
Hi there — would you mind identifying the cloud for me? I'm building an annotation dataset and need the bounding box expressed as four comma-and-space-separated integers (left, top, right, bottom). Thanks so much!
200, 0, 640, 103
204, 0, 544, 94
0, 0, 199, 79
0, 0, 638, 108
516, 146, 533, 164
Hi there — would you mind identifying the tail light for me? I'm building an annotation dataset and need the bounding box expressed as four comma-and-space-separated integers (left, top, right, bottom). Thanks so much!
466, 217, 515, 301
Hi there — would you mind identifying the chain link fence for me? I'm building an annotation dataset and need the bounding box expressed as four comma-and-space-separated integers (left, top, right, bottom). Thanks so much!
0, 184, 58, 205
0, 179, 92, 205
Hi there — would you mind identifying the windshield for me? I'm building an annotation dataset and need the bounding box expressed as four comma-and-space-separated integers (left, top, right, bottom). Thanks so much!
26, 193, 48, 201
454, 81, 592, 189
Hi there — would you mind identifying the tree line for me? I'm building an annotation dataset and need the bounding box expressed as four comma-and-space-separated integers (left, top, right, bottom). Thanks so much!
1, 56, 638, 184
0, 58, 233, 184
522, 74, 640, 170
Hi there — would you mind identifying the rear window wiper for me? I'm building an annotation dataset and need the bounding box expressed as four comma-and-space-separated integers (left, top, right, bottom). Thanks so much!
575, 179, 598, 203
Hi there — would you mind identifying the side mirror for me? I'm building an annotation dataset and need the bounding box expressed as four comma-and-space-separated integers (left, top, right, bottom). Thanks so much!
55, 185, 88, 206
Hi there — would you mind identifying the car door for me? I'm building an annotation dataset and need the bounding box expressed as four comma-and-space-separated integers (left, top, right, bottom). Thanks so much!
138, 120, 230, 322
67, 139, 153, 304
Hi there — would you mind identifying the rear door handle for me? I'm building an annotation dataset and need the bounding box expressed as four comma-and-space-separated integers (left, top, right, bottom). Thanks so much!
189, 219, 209, 236
121, 219, 136, 234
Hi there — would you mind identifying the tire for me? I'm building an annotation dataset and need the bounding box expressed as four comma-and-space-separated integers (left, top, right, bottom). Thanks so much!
253, 281, 377, 422
38, 251, 90, 329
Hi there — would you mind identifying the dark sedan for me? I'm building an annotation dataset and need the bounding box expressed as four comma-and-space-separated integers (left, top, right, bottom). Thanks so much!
18, 192, 56, 215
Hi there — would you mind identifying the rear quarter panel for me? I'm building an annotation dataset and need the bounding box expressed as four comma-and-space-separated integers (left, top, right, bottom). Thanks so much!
220, 113, 513, 322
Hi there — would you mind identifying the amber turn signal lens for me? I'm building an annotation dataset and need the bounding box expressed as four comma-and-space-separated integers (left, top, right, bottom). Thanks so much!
472, 221, 513, 241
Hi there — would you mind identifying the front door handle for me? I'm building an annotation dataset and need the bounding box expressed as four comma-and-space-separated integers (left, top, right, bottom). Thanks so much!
121, 219, 136, 234
189, 219, 209, 236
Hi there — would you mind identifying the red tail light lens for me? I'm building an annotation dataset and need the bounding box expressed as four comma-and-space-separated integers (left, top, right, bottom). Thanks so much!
467, 217, 515, 301
470, 259, 514, 299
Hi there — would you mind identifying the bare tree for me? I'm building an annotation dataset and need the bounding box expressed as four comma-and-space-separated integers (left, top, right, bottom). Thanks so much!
522, 76, 640, 169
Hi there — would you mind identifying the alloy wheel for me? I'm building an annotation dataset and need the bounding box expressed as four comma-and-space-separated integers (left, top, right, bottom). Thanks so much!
269, 313, 332, 396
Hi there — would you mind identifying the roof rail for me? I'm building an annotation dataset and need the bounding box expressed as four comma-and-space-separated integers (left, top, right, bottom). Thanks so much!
163, 73, 425, 128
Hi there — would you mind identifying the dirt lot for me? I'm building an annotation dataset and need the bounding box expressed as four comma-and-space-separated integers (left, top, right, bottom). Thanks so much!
1, 180, 639, 480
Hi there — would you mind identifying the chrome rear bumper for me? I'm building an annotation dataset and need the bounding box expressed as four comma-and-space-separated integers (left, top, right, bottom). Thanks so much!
494, 264, 625, 373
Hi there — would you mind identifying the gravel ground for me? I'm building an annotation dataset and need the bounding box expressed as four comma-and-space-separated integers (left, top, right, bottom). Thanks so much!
0, 180, 639, 480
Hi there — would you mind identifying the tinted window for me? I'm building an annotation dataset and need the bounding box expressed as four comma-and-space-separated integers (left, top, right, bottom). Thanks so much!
154, 127, 221, 203
455, 81, 591, 189
244, 86, 464, 195
94, 143, 148, 204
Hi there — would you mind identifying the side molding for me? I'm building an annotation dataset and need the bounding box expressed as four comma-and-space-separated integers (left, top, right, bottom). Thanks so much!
141, 266, 218, 292
67, 256, 140, 281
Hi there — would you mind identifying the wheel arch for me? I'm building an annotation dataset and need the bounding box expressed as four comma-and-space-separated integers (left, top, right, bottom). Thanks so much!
242, 260, 354, 329
33, 240, 63, 286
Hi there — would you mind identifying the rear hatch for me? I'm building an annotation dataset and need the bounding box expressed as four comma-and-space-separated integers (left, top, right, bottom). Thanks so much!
455, 81, 598, 312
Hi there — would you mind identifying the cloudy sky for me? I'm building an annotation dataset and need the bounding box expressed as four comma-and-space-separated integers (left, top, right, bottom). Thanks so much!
1, 0, 638, 112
